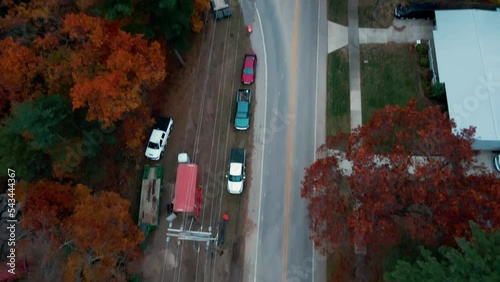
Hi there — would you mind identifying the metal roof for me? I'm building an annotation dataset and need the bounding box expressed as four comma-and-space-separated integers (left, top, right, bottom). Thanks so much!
433, 10, 500, 146
173, 164, 198, 213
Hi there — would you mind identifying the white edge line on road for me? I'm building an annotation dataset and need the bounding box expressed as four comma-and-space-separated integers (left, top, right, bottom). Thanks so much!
254, 4, 268, 282
313, 0, 321, 281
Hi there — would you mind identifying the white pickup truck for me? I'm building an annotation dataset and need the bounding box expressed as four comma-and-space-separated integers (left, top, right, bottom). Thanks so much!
145, 116, 174, 161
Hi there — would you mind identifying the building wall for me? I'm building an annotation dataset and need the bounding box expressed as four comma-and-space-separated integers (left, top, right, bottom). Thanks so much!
427, 38, 439, 85
473, 139, 500, 151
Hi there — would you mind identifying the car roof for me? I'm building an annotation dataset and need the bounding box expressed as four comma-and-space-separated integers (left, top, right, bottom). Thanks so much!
149, 129, 164, 143
229, 163, 243, 176
244, 55, 255, 68
237, 102, 249, 112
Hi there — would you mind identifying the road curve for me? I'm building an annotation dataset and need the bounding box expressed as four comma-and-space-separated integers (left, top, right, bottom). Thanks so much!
243, 0, 327, 281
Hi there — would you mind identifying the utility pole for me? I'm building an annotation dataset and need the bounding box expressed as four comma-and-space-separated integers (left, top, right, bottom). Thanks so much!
166, 221, 218, 252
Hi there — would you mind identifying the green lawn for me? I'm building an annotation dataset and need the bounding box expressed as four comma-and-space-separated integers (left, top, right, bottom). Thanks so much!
360, 44, 420, 123
328, 0, 348, 25
327, 47, 350, 136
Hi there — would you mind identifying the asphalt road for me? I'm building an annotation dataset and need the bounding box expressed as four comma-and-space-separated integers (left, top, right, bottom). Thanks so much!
243, 0, 327, 281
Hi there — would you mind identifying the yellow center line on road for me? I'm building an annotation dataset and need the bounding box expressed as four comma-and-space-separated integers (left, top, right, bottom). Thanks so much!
282, 0, 301, 280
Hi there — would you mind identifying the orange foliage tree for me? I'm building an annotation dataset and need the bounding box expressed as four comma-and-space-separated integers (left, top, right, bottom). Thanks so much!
191, 0, 210, 33
62, 13, 166, 128
117, 104, 154, 152
20, 181, 143, 280
301, 100, 500, 256
0, 38, 42, 112
63, 191, 144, 281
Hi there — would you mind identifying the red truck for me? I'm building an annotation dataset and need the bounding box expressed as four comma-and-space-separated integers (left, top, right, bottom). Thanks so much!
173, 153, 202, 217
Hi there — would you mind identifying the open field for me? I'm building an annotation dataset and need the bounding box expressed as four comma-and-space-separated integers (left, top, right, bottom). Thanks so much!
360, 44, 421, 123
327, 47, 350, 136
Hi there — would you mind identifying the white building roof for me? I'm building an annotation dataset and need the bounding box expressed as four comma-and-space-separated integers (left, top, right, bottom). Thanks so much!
433, 10, 500, 146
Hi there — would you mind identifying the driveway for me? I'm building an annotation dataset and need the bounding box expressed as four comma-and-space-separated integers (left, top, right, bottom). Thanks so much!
243, 0, 327, 281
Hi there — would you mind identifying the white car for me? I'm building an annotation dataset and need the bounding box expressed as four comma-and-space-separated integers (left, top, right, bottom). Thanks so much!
494, 154, 500, 171
145, 117, 173, 161
226, 148, 246, 194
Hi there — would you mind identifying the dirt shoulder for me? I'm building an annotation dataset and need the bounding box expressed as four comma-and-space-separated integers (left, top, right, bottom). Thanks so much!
137, 5, 253, 282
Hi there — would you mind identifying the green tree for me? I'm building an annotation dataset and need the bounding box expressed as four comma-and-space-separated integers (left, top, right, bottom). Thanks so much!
95, 0, 194, 49
385, 222, 500, 282
0, 95, 109, 180
0, 132, 51, 181
4, 95, 76, 151
431, 82, 447, 102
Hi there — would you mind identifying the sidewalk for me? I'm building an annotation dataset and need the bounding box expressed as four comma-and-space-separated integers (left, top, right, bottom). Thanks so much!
328, 17, 434, 129
328, 19, 434, 53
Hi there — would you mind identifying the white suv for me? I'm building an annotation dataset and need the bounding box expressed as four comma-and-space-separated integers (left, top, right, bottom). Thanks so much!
145, 117, 173, 161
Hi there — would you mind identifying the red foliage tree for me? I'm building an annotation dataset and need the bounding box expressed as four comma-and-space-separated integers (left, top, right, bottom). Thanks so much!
302, 101, 500, 256
21, 180, 91, 235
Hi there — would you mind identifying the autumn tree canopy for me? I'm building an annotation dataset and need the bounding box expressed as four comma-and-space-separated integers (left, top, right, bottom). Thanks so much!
0, 11, 166, 172
301, 101, 500, 255
91, 0, 205, 49
0, 37, 42, 113
63, 191, 144, 281
20, 180, 143, 281
21, 180, 91, 234
61, 13, 166, 127
385, 222, 500, 281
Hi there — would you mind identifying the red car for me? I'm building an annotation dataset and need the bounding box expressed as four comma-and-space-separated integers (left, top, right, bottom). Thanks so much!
241, 52, 257, 85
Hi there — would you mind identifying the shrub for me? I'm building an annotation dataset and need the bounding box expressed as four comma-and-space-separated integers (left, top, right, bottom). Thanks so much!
431, 82, 446, 102
422, 81, 432, 97
419, 57, 429, 68
415, 43, 429, 56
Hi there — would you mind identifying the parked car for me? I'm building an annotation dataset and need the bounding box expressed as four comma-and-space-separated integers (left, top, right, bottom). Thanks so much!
394, 2, 438, 20
234, 89, 252, 130
226, 148, 246, 194
241, 52, 257, 84
145, 116, 174, 161
494, 154, 500, 171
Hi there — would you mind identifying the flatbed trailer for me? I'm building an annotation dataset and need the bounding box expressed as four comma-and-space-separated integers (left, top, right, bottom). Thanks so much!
138, 165, 163, 241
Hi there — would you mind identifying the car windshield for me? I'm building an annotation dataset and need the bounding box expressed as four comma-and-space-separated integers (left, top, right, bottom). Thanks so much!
229, 174, 242, 182
148, 142, 159, 149
243, 68, 254, 75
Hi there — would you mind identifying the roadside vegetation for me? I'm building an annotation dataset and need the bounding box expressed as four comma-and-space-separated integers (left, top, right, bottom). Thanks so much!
326, 48, 350, 136
0, 0, 209, 280
328, 0, 349, 25
360, 44, 422, 123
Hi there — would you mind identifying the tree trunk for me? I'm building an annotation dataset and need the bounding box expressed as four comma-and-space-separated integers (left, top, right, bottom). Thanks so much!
173, 48, 186, 67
